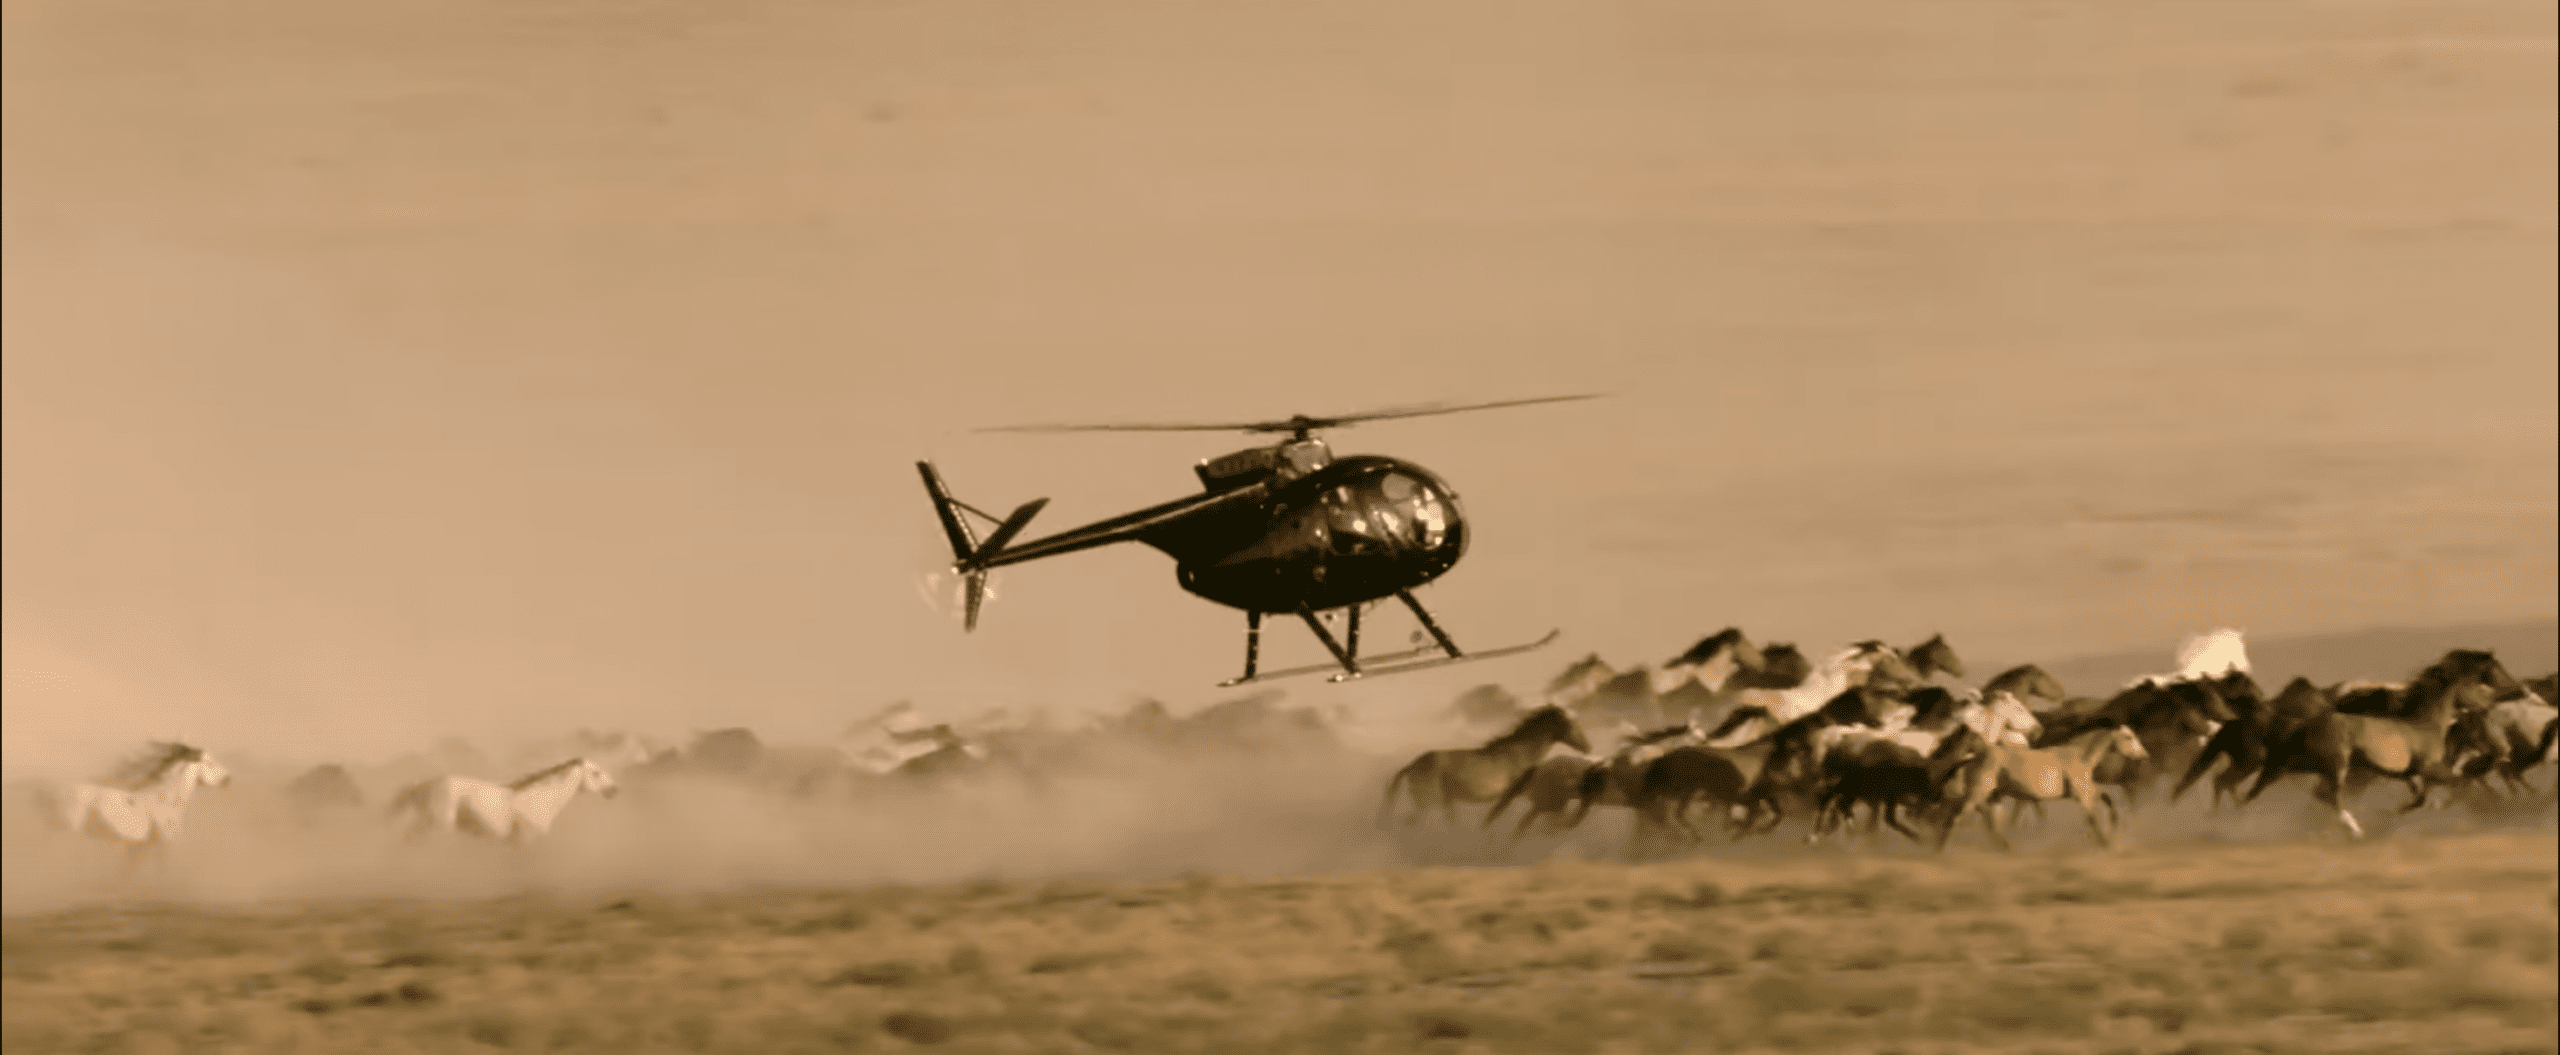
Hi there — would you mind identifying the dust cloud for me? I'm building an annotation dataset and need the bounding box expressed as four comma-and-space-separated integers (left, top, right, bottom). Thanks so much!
10, 619, 2556, 919
1, 692, 1455, 915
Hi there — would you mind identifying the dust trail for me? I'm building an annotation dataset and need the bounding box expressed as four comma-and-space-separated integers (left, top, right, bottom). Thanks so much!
8, 675, 2557, 915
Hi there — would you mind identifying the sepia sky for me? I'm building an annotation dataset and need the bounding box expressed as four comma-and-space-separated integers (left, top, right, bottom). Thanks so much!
5, 0, 2554, 776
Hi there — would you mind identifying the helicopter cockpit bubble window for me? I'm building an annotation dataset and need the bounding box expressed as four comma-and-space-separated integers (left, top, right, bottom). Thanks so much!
1377, 471, 1452, 550
1325, 470, 1452, 553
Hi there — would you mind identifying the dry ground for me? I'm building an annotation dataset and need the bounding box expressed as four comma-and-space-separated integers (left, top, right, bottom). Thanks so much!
5, 831, 2552, 1055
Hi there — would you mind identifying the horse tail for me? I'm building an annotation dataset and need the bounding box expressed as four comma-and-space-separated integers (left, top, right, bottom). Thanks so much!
2531, 715, 2559, 769
1483, 764, 1540, 829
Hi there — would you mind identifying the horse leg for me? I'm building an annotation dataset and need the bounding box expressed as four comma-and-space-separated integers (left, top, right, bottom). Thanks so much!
1883, 801, 1924, 846
2396, 772, 2430, 814
1509, 804, 1548, 846
2076, 784, 2112, 849
1805, 793, 1838, 846
2317, 771, 2363, 840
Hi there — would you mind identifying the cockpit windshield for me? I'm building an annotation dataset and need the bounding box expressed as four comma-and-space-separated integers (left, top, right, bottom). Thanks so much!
1323, 469, 1452, 553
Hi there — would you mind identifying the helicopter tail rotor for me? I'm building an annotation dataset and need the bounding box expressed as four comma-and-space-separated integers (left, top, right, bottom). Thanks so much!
916, 461, 1048, 632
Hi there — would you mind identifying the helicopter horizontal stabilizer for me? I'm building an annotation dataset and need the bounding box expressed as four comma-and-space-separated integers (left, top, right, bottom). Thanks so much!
1217, 630, 1561, 688
962, 499, 1048, 570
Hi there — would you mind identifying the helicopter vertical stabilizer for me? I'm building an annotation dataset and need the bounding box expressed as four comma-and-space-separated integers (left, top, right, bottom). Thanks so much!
915, 462, 1048, 631
918, 462, 981, 565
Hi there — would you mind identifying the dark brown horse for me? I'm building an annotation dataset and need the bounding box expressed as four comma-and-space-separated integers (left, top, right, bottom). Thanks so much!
1897, 634, 1968, 683
1483, 721, 1699, 843
1627, 743, 1770, 852
1661, 627, 1769, 687
1379, 706, 1590, 828
1806, 738, 1943, 847
2174, 675, 2331, 811
1481, 754, 1597, 844
2240, 649, 2519, 837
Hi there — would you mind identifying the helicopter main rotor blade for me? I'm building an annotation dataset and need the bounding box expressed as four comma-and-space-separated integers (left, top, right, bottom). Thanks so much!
975, 393, 1605, 435
1295, 394, 1607, 429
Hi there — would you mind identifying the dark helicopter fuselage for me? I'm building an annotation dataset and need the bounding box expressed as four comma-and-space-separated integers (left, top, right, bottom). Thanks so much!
961, 440, 1469, 613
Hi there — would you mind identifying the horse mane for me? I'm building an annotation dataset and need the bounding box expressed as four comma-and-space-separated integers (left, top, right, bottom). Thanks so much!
1487, 706, 1572, 749
1756, 644, 1811, 682
2397, 649, 2504, 719
1668, 628, 1748, 667
1544, 654, 1613, 694
101, 741, 202, 789
1906, 686, 1961, 726
1702, 706, 1769, 741
2207, 668, 2265, 709
508, 757, 591, 790
1624, 723, 1699, 748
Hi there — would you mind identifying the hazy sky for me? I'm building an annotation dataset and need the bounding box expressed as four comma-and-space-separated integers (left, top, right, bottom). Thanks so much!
6, 0, 2554, 777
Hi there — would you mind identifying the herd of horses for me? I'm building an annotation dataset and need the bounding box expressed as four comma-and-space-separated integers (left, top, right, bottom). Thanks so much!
1386, 628, 2559, 858
28, 628, 2559, 870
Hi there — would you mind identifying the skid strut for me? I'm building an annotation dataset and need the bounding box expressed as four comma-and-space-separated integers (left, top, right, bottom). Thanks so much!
1219, 591, 1549, 687
1396, 589, 1463, 658
1242, 611, 1262, 682
1298, 607, 1360, 677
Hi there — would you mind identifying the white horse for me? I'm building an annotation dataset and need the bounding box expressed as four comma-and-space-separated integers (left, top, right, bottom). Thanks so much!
388, 757, 618, 840
1819, 688, 2043, 761
1704, 642, 1912, 747
2127, 628, 2251, 689
44, 741, 232, 847
840, 702, 984, 776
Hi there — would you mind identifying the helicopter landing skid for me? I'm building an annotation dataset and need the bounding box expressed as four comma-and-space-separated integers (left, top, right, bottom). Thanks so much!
1216, 589, 1560, 686
1214, 631, 1561, 687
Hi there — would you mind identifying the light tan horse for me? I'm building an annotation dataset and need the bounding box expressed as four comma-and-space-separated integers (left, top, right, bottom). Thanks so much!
1932, 724, 2149, 851
44, 743, 233, 864
389, 757, 620, 841
1379, 705, 1589, 828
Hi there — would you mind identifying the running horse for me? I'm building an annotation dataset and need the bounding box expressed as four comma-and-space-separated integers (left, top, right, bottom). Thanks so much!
389, 757, 621, 841
1931, 723, 2150, 851
2240, 649, 2521, 838
1981, 664, 2070, 707
45, 742, 233, 862
1379, 705, 1590, 828
1893, 634, 1968, 684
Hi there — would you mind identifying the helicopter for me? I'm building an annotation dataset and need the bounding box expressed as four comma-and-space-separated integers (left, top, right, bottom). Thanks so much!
915, 395, 1598, 686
